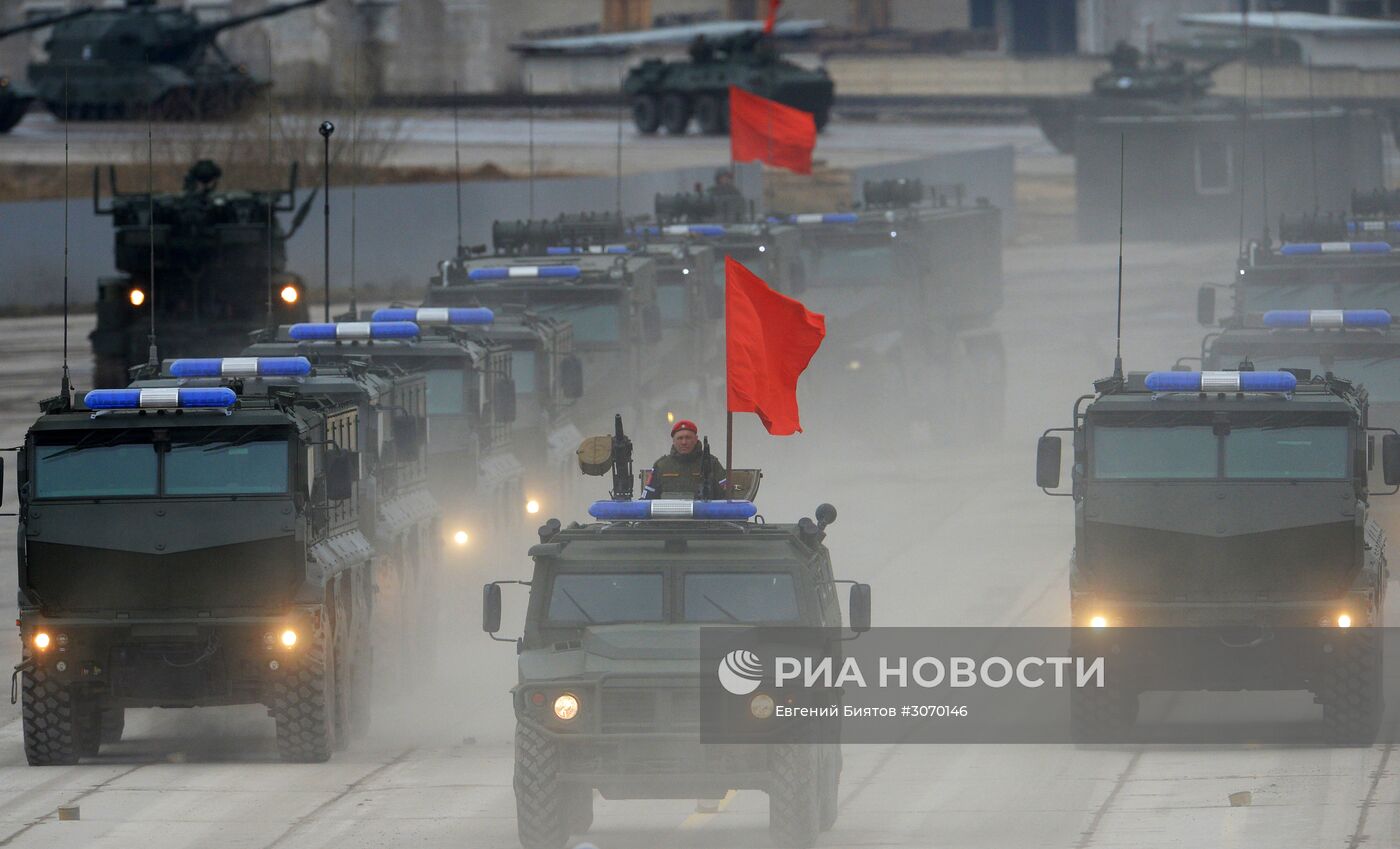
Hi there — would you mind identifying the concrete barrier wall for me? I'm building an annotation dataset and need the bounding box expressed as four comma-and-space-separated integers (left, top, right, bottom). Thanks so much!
0, 146, 1013, 311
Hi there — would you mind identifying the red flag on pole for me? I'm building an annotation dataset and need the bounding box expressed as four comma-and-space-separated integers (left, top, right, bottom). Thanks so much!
762, 0, 782, 34
728, 85, 815, 175
726, 257, 826, 435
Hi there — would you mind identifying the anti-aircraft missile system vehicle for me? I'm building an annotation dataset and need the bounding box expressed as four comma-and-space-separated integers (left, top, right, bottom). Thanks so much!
28, 0, 324, 120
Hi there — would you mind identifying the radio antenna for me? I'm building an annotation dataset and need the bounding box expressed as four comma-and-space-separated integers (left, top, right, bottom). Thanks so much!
349, 33, 359, 318
528, 72, 535, 220
453, 79, 463, 253
319, 120, 335, 322
265, 52, 275, 327
60, 71, 71, 401
1306, 59, 1319, 212
1258, 64, 1270, 246
145, 109, 158, 369
1235, 5, 1250, 259
615, 71, 624, 221
1113, 133, 1125, 381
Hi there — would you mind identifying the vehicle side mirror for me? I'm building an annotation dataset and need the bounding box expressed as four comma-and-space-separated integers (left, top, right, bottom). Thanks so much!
1197, 285, 1216, 326
560, 355, 584, 400
643, 303, 662, 344
483, 583, 502, 634
1384, 434, 1400, 486
1036, 435, 1062, 489
494, 377, 517, 424
848, 583, 871, 633
325, 449, 357, 502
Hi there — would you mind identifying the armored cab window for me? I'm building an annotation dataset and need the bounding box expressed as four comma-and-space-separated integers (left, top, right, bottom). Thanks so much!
426, 369, 466, 415
35, 439, 157, 498
1194, 139, 1234, 196
1092, 426, 1217, 480
164, 431, 290, 495
1225, 427, 1349, 480
545, 573, 663, 624
532, 296, 623, 344
682, 572, 799, 623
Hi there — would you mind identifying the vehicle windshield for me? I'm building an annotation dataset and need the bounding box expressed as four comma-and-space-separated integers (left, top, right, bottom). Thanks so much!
808, 246, 896, 288
1092, 423, 1349, 480
1239, 282, 1400, 314
530, 302, 622, 344
35, 429, 291, 498
657, 283, 689, 324
426, 369, 466, 415
1250, 355, 1400, 402
546, 573, 664, 624
683, 572, 800, 623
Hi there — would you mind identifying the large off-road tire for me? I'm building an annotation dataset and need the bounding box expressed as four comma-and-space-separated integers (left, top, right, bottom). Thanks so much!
22, 667, 79, 766
514, 723, 568, 849
564, 785, 594, 835
695, 93, 726, 135
818, 745, 841, 832
632, 94, 660, 134
100, 707, 125, 745
271, 614, 336, 763
1070, 684, 1138, 744
769, 743, 821, 849
1320, 633, 1383, 746
660, 93, 691, 135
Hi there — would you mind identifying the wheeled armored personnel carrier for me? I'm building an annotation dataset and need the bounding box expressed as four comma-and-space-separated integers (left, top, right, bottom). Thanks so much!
89, 159, 313, 387
624, 30, 833, 136
1037, 367, 1394, 744
28, 0, 324, 120
484, 419, 871, 849
15, 355, 422, 764
0, 6, 95, 132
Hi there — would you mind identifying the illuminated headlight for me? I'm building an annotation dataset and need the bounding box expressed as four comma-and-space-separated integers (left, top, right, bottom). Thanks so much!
526, 499, 540, 515
32, 632, 51, 651
280, 284, 299, 304
757, 245, 767, 253
1089, 615, 1108, 629
889, 230, 898, 239
749, 693, 774, 719
682, 267, 691, 275
1337, 614, 1352, 628
280, 629, 298, 648
453, 530, 470, 546
553, 693, 580, 721
129, 288, 146, 307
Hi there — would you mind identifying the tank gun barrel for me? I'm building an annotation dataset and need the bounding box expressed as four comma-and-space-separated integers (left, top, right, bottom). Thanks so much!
0, 6, 94, 41
194, 0, 325, 39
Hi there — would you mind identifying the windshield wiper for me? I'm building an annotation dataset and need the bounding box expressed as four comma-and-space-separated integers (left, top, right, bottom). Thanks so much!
558, 587, 597, 624
43, 429, 141, 460
700, 593, 741, 622
200, 428, 274, 453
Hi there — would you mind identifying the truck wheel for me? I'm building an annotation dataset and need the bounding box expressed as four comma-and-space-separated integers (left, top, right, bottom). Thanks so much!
514, 723, 568, 849
1070, 685, 1138, 744
632, 95, 660, 134
272, 615, 336, 763
564, 785, 594, 835
695, 94, 726, 135
1320, 633, 1382, 746
818, 745, 841, 832
22, 667, 79, 766
660, 93, 691, 135
100, 708, 125, 745
768, 743, 820, 849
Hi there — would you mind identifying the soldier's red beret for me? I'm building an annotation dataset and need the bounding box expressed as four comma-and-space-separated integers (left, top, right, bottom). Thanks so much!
671, 419, 698, 436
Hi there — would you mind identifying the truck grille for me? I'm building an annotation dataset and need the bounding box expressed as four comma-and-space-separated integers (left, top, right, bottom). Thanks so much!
600, 687, 700, 733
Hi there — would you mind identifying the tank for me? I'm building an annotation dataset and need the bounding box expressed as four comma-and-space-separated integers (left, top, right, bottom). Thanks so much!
28, 0, 324, 121
0, 7, 96, 132
88, 158, 313, 387
623, 30, 833, 136
1029, 42, 1239, 154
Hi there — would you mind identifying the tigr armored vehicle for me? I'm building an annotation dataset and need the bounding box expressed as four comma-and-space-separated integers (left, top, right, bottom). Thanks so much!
779, 178, 1005, 435
28, 0, 324, 120
245, 316, 532, 552
624, 30, 834, 136
90, 159, 313, 388
484, 420, 871, 849
15, 355, 427, 764
0, 7, 96, 132
1037, 367, 1395, 744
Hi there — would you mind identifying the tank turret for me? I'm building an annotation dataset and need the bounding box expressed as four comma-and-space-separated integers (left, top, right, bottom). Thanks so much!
28, 0, 325, 121
0, 6, 96, 132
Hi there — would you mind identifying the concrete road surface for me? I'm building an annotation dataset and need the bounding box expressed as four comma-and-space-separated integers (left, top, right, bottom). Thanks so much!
0, 235, 1391, 849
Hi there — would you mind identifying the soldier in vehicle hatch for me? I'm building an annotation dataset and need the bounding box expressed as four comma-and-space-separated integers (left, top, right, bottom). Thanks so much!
643, 419, 726, 498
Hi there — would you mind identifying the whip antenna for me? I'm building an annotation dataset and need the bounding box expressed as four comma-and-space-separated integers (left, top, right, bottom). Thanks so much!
1258, 65, 1269, 246
319, 120, 334, 322
453, 79, 463, 252
1306, 59, 1319, 212
615, 71, 623, 221
266, 52, 275, 327
60, 71, 71, 401
1235, 6, 1250, 259
528, 72, 535, 220
349, 33, 359, 317
1114, 133, 1125, 380
145, 110, 158, 369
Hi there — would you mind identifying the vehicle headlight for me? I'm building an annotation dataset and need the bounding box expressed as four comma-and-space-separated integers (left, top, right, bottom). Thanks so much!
1337, 613, 1352, 628
453, 529, 470, 546
128, 288, 146, 307
280, 629, 298, 648
1089, 615, 1109, 629
279, 284, 299, 305
757, 245, 767, 253
526, 499, 540, 515
553, 693, 580, 721
749, 693, 774, 719
32, 632, 51, 651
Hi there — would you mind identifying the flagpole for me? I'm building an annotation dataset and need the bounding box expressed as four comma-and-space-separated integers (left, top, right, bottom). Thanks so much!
725, 411, 733, 495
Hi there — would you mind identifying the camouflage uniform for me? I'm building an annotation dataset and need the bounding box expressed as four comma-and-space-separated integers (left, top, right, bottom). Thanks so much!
643, 448, 727, 499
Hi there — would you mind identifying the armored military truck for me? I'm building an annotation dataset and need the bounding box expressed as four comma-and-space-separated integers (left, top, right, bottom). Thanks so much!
245, 316, 531, 552
28, 0, 324, 120
16, 356, 386, 764
483, 423, 870, 849
90, 159, 312, 387
1037, 367, 1394, 744
624, 30, 834, 136
0, 7, 95, 132
780, 179, 1005, 435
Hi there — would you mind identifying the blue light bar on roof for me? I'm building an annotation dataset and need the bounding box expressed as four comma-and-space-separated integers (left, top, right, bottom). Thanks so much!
545, 245, 629, 255
662, 224, 726, 237
466, 265, 581, 281
1280, 241, 1391, 255
587, 499, 758, 521
288, 321, 419, 340
1262, 309, 1391, 329
790, 212, 859, 224
84, 387, 237, 410
169, 356, 311, 378
629, 225, 660, 236
1347, 220, 1400, 233
371, 307, 494, 326
1144, 371, 1297, 394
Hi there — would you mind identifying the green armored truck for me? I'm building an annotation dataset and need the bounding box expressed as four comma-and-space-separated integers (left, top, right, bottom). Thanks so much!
1038, 367, 1394, 744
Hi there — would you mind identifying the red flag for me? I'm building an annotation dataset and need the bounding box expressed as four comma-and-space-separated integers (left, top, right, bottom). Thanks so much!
726, 257, 826, 435
762, 0, 781, 34
728, 85, 815, 175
